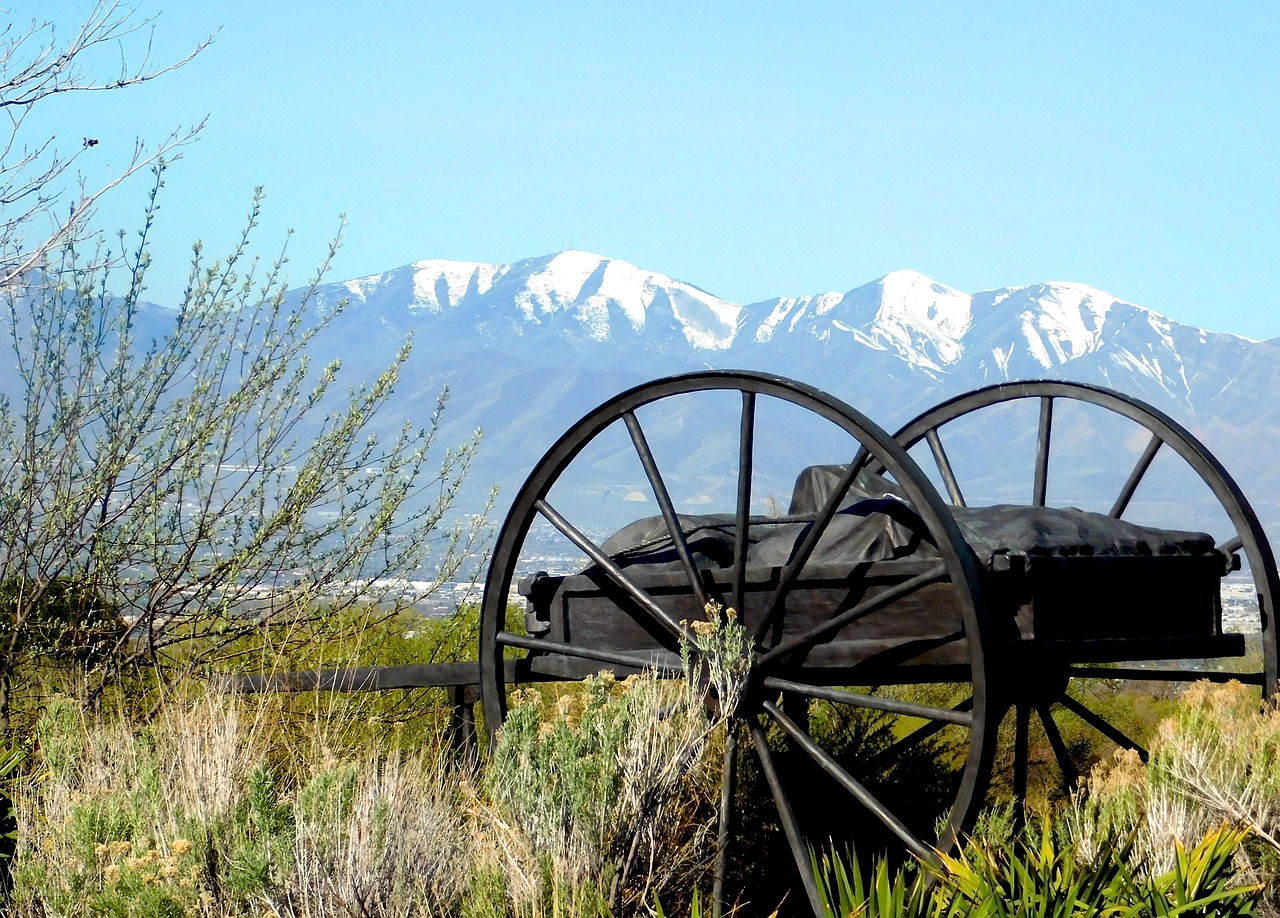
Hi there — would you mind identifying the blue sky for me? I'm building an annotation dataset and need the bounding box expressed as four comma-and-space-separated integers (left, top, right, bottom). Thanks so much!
24, 1, 1280, 338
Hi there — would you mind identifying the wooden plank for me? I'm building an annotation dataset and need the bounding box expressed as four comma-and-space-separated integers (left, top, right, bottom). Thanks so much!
552, 561, 968, 666
224, 660, 518, 694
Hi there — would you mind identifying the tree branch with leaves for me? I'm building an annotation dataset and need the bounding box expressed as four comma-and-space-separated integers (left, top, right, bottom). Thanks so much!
0, 176, 492, 732
0, 0, 211, 292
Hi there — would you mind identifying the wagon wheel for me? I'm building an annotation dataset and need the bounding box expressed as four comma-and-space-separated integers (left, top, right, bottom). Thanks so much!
479, 370, 998, 918
889, 380, 1280, 803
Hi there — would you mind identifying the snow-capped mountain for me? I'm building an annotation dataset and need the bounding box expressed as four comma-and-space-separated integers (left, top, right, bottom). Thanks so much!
312, 254, 1258, 407
748, 270, 975, 372
314, 250, 742, 357
281, 252, 1280, 534
734, 269, 1255, 408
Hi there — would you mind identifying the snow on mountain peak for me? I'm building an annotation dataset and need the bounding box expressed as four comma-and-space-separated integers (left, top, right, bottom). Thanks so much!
1014, 282, 1115, 367
747, 271, 973, 371
508, 250, 742, 348
803, 270, 972, 372
511, 250, 606, 321
970, 280, 1170, 371
411, 259, 501, 310
874, 270, 973, 339
338, 250, 742, 351
340, 259, 502, 314
331, 256, 1253, 391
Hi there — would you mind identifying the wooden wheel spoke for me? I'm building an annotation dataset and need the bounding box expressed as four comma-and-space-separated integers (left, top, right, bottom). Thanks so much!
1035, 703, 1078, 790
752, 461, 865, 644
623, 411, 710, 609
849, 444, 876, 478
756, 563, 949, 667
712, 726, 738, 918
732, 391, 755, 618
496, 630, 683, 675
762, 699, 935, 862
535, 498, 693, 642
1057, 693, 1149, 761
925, 428, 966, 507
1033, 396, 1053, 507
1110, 433, 1163, 519
749, 721, 825, 918
762, 676, 973, 726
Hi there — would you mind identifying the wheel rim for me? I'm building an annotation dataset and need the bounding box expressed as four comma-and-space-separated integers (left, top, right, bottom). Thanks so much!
890, 379, 1280, 801
479, 370, 998, 916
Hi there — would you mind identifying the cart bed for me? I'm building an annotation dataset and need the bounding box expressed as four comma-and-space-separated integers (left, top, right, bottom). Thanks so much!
517, 467, 1237, 683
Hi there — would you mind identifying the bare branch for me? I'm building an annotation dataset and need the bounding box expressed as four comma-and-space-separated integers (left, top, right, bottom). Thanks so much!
0, 2, 211, 303
0, 1, 214, 108
0, 7, 486, 733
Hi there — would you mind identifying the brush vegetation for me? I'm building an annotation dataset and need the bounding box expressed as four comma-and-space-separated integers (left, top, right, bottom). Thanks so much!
7, 611, 728, 918
5, 606, 1279, 918
2, 7, 1271, 916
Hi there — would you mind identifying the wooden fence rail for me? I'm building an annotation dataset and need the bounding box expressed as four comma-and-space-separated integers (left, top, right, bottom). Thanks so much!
222, 661, 520, 763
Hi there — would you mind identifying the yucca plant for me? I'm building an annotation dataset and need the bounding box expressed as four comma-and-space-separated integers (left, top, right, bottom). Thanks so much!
933, 817, 1259, 917
933, 817, 1131, 916
653, 888, 706, 918
812, 846, 933, 918
809, 816, 1259, 918
1110, 822, 1261, 918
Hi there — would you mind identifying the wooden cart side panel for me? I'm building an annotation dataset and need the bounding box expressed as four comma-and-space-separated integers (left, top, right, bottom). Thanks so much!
1023, 554, 1224, 641
520, 554, 1232, 681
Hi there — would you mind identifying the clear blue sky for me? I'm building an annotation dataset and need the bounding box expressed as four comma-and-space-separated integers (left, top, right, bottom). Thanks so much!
23, 1, 1280, 338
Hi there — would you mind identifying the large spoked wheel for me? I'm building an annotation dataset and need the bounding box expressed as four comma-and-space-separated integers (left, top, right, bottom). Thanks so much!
479, 371, 998, 917
891, 380, 1280, 802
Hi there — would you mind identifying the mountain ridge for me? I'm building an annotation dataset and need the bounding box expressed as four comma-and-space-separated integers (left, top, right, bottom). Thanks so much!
317, 252, 1257, 379
232, 250, 1279, 535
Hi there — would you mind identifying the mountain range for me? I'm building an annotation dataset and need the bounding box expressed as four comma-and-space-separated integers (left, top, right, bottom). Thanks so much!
303, 250, 1280, 407
267, 251, 1280, 539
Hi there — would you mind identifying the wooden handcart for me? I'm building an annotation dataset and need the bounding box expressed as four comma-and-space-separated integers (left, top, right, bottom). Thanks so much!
477, 371, 1279, 916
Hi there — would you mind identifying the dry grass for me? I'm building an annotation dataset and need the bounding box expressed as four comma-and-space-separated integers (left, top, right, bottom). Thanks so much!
282, 751, 469, 917
479, 671, 722, 915
14, 669, 1280, 917
13, 689, 476, 917
10, 652, 730, 918
1070, 680, 1280, 916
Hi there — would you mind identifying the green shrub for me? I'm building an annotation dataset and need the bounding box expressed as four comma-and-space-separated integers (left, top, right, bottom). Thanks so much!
809, 818, 1259, 918
1075, 680, 1280, 913
11, 688, 473, 918
18, 653, 1277, 916
482, 667, 721, 915
813, 845, 933, 918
